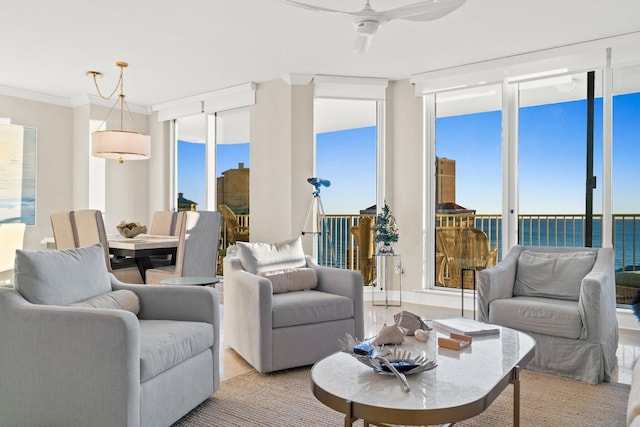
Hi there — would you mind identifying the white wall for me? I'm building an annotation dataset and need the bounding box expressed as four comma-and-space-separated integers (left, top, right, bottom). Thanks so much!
0, 94, 74, 250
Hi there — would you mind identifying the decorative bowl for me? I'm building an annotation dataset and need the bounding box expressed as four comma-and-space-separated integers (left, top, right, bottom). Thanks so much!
116, 221, 147, 238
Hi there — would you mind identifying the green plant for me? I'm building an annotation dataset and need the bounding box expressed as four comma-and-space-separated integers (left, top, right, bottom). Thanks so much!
374, 203, 399, 246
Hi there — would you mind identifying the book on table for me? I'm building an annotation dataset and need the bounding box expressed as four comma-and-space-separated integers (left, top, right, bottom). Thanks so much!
433, 317, 500, 336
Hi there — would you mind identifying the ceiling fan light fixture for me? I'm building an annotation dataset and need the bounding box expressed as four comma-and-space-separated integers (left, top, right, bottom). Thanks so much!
355, 20, 379, 36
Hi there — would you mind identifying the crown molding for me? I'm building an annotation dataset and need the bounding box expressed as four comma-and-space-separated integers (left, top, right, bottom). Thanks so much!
0, 85, 72, 107
86, 94, 151, 115
281, 73, 314, 85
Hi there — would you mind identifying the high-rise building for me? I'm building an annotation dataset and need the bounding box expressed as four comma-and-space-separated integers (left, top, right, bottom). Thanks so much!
436, 157, 456, 205
216, 163, 250, 214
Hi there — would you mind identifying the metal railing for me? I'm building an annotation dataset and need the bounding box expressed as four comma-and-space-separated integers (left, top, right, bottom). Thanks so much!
220, 213, 640, 275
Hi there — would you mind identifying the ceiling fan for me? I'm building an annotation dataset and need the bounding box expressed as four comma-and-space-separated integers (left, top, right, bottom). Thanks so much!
281, 0, 467, 54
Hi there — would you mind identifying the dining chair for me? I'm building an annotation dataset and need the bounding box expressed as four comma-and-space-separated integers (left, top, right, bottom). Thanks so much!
149, 210, 178, 266
219, 204, 249, 245
150, 210, 177, 236
50, 210, 77, 250
350, 215, 376, 285
0, 223, 26, 284
145, 211, 222, 284
72, 209, 144, 283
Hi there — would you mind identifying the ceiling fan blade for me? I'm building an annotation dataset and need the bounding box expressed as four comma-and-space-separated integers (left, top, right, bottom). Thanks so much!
353, 33, 372, 54
280, 0, 357, 18
379, 0, 466, 23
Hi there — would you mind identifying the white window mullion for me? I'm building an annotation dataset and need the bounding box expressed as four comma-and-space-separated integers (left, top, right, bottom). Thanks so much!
502, 81, 519, 252
423, 94, 437, 289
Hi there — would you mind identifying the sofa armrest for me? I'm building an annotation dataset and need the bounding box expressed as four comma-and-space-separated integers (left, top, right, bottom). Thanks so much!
110, 274, 219, 325
306, 256, 364, 340
477, 245, 523, 322
579, 248, 617, 342
0, 287, 140, 426
223, 256, 274, 372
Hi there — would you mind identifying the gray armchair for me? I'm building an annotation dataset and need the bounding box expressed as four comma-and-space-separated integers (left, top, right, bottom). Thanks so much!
0, 244, 220, 427
478, 245, 618, 384
224, 237, 364, 373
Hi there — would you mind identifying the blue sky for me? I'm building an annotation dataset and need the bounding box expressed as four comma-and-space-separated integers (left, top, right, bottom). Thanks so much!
178, 92, 639, 215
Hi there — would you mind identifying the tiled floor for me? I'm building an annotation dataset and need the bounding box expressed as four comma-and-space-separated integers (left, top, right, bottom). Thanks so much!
219, 300, 640, 385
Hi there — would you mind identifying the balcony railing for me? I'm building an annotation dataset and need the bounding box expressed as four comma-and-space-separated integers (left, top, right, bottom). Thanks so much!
220, 213, 640, 275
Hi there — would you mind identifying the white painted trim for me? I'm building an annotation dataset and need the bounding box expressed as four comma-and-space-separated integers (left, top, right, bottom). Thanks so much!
602, 49, 613, 248
411, 31, 640, 95
153, 82, 256, 120
282, 73, 314, 85
157, 102, 202, 122
0, 84, 72, 107
206, 114, 217, 211
502, 82, 519, 252
423, 94, 437, 289
314, 75, 388, 101
202, 83, 256, 114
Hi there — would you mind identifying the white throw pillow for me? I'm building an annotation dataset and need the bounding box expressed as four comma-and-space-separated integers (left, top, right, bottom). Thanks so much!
258, 268, 318, 294
513, 250, 597, 301
236, 237, 306, 274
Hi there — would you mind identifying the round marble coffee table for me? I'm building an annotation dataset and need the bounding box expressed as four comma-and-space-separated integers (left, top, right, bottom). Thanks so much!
310, 325, 535, 427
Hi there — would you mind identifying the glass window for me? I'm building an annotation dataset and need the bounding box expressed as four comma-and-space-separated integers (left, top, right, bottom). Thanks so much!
434, 85, 502, 289
518, 72, 603, 248
314, 98, 377, 268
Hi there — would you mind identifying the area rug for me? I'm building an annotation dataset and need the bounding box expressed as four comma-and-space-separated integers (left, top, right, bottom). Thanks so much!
173, 367, 629, 426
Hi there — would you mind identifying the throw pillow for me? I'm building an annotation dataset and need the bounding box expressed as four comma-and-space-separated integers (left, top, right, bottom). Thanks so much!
236, 237, 306, 274
70, 289, 140, 315
258, 268, 318, 293
14, 244, 111, 306
513, 250, 597, 301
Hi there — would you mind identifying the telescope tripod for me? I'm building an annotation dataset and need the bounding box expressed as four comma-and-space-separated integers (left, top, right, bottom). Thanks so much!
302, 192, 336, 266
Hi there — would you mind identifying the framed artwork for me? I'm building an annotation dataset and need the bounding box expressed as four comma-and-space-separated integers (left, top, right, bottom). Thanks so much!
0, 123, 37, 225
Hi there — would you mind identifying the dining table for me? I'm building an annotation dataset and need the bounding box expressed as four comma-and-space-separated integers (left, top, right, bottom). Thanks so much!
107, 234, 179, 281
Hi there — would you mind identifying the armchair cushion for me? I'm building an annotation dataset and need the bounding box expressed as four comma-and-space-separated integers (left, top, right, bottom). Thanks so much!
489, 296, 582, 339
70, 289, 140, 315
259, 267, 318, 293
272, 290, 354, 328
514, 250, 596, 301
237, 237, 306, 274
139, 319, 214, 382
14, 244, 111, 305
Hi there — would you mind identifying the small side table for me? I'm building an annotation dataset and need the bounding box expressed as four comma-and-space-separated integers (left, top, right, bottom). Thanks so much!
159, 276, 220, 287
372, 254, 401, 307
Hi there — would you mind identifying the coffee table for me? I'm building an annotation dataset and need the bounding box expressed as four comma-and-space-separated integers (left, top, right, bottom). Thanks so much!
311, 325, 535, 426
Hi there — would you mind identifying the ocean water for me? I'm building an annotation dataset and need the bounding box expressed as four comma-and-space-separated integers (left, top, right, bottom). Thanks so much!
317, 216, 640, 272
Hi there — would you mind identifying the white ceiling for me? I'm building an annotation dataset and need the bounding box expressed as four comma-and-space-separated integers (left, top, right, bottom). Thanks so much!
2, 0, 640, 109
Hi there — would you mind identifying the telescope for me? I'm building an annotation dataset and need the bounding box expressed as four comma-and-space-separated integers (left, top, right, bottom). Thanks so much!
307, 177, 330, 196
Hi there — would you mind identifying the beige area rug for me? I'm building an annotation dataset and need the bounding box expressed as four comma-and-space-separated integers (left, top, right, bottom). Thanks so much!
173, 367, 629, 427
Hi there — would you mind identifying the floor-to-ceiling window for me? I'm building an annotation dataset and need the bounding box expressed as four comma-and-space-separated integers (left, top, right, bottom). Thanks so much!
612, 64, 640, 306
434, 85, 502, 289
215, 107, 251, 248
517, 72, 603, 248
175, 114, 207, 211
314, 98, 377, 269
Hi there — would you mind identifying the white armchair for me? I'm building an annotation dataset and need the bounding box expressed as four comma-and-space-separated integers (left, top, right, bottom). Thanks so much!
0, 244, 220, 427
224, 237, 364, 373
478, 245, 618, 384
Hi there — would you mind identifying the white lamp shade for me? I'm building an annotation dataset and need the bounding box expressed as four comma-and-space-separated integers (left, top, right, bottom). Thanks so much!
92, 130, 151, 161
